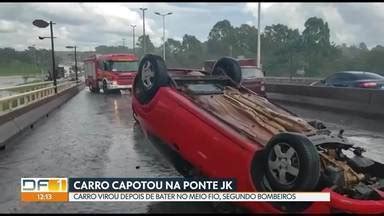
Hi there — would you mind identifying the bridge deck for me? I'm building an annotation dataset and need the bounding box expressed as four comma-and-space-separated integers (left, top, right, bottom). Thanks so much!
0, 89, 383, 213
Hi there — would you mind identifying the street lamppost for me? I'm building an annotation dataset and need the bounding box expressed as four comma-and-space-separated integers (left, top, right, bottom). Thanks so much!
139, 8, 148, 54
31, 44, 38, 73
33, 19, 58, 93
31, 44, 45, 80
257, 2, 262, 70
131, 24, 136, 54
122, 38, 126, 47
65, 45, 78, 82
154, 12, 172, 61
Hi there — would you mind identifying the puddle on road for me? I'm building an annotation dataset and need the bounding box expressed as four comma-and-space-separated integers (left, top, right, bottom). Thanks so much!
99, 93, 198, 213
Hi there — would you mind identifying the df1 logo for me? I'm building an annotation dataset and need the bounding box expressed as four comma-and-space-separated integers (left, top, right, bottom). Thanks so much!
21, 178, 67, 192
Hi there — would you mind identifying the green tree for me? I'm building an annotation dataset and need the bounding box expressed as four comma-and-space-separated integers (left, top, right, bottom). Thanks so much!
83, 18, 384, 77
303, 17, 331, 49
359, 42, 368, 51
233, 24, 258, 57
165, 38, 183, 67
207, 20, 235, 58
366, 45, 384, 74
302, 17, 333, 76
180, 34, 204, 67
262, 24, 302, 76
136, 35, 155, 57
166, 38, 182, 55
94, 45, 130, 54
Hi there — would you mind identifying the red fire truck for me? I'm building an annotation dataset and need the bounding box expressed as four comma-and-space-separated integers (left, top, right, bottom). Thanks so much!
84, 53, 139, 93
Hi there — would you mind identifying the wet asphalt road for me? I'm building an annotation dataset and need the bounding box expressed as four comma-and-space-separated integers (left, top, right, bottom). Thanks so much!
0, 89, 216, 213
0, 89, 383, 213
278, 101, 384, 164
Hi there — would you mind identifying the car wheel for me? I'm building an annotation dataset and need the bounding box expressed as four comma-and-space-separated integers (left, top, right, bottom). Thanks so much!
133, 54, 170, 104
89, 84, 99, 93
264, 133, 320, 191
112, 89, 121, 94
103, 80, 110, 94
132, 110, 138, 123
212, 57, 242, 84
89, 85, 95, 93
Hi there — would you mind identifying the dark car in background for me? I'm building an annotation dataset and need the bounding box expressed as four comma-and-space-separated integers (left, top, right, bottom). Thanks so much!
311, 71, 384, 89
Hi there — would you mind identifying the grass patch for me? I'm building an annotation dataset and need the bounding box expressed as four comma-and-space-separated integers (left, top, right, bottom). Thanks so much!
0, 60, 41, 76
16, 79, 44, 86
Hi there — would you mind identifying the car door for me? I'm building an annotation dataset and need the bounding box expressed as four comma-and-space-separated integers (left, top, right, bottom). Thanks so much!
324, 74, 338, 86
334, 73, 353, 87
326, 73, 349, 87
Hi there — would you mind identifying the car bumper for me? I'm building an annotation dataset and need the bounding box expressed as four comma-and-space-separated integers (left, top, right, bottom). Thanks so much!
108, 83, 132, 89
325, 188, 384, 213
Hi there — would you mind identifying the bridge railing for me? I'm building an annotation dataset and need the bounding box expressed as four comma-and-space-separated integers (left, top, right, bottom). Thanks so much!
0, 81, 78, 115
0, 81, 53, 97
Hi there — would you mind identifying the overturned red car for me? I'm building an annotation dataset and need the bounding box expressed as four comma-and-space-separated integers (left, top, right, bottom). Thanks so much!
131, 54, 384, 213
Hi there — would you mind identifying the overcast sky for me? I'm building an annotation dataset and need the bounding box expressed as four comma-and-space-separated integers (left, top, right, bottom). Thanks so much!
0, 2, 383, 51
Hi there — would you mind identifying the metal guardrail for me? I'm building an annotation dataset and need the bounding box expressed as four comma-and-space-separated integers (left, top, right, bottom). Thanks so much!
0, 81, 78, 115
0, 81, 53, 95
0, 79, 69, 97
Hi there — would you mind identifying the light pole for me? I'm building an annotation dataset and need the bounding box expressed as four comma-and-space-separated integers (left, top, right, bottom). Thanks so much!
139, 8, 148, 54
131, 24, 136, 54
31, 44, 43, 80
33, 19, 58, 93
154, 11, 172, 61
32, 44, 43, 81
31, 44, 38, 72
257, 2, 261, 70
65, 45, 78, 82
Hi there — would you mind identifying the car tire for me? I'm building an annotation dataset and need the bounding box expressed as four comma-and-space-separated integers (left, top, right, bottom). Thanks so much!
212, 57, 242, 84
133, 54, 170, 104
89, 84, 99, 93
263, 132, 321, 192
102, 80, 110, 94
112, 89, 121, 94
132, 110, 138, 123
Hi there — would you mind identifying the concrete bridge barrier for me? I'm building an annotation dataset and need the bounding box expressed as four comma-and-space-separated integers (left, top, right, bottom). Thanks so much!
266, 83, 384, 118
0, 81, 84, 148
265, 76, 321, 86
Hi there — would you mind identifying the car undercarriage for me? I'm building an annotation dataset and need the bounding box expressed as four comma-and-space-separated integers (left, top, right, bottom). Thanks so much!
133, 54, 384, 213
178, 82, 384, 201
